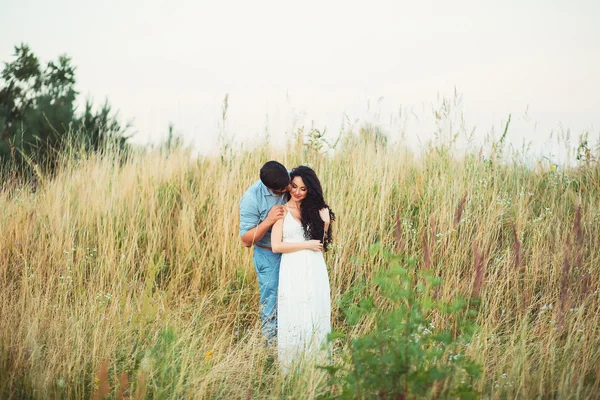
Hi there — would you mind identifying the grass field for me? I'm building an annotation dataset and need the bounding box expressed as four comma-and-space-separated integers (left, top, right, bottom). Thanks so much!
1, 128, 599, 399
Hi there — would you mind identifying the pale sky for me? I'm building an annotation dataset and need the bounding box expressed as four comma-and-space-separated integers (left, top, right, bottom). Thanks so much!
1, 0, 599, 161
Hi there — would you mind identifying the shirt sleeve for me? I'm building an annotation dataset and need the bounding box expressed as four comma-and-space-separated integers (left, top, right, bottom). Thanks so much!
239, 192, 260, 236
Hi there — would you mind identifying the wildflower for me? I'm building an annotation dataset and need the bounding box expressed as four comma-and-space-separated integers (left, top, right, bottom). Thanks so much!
541, 304, 553, 313
205, 351, 213, 360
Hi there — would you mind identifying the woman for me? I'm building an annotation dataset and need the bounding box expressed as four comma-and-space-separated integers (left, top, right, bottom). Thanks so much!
271, 166, 335, 370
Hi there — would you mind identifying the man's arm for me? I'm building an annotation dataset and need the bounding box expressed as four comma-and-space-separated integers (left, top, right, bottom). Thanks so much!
239, 194, 285, 247
240, 216, 276, 247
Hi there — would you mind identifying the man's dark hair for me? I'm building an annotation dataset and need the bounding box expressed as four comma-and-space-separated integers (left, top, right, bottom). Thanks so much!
260, 161, 289, 190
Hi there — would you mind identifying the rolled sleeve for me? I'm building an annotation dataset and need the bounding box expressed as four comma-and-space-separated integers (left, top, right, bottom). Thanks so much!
240, 193, 260, 236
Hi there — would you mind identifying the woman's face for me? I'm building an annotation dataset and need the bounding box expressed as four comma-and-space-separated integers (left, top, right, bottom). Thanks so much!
290, 176, 308, 202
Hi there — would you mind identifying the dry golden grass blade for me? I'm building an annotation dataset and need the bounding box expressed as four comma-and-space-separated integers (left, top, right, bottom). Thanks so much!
0, 137, 599, 398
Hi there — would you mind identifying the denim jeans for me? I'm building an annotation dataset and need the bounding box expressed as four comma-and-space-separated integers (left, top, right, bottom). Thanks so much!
253, 246, 282, 343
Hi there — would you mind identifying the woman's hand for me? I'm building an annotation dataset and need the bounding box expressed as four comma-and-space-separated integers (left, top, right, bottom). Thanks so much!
305, 240, 323, 252
319, 207, 330, 224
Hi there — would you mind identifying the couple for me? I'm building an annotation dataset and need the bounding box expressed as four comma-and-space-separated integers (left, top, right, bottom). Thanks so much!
239, 161, 335, 368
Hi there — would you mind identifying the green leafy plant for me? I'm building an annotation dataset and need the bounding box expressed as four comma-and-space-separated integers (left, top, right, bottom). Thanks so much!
321, 246, 481, 399
141, 328, 185, 399
305, 126, 328, 154
576, 132, 597, 165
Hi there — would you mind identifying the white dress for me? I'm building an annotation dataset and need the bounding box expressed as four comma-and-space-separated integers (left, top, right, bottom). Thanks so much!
277, 211, 331, 370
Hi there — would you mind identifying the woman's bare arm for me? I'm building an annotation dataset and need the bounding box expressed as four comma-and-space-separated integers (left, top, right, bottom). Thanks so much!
271, 219, 323, 253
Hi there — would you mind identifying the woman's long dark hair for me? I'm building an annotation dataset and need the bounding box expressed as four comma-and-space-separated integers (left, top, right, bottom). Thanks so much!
290, 166, 336, 251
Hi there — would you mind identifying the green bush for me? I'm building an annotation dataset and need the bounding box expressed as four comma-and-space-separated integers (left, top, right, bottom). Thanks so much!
321, 246, 481, 399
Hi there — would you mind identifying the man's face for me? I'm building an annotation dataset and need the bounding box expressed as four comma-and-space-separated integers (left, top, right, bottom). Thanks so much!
271, 184, 290, 196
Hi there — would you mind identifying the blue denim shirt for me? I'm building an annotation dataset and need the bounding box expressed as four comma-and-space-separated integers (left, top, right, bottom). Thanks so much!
239, 180, 288, 247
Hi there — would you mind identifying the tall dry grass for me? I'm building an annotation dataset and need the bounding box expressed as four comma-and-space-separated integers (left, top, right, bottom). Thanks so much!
0, 132, 599, 399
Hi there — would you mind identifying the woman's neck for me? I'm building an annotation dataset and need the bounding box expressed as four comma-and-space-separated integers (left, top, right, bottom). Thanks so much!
288, 200, 302, 209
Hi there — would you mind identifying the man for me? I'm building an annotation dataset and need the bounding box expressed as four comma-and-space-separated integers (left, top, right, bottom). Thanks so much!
239, 160, 290, 343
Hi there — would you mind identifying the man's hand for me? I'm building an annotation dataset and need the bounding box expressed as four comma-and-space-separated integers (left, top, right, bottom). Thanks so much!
266, 205, 286, 225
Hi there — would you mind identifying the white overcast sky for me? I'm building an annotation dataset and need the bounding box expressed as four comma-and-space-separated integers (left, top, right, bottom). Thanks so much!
1, 0, 599, 160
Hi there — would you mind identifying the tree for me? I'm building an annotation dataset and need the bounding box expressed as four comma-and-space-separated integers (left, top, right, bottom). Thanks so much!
0, 43, 130, 171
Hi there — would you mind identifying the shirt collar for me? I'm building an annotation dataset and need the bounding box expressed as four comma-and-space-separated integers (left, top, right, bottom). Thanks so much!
260, 182, 275, 197
266, 187, 281, 197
